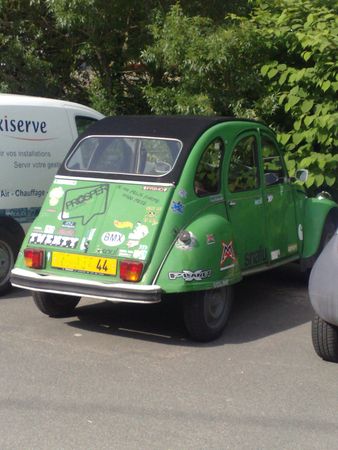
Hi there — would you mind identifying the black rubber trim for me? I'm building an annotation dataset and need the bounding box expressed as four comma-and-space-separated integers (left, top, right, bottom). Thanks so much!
11, 273, 162, 303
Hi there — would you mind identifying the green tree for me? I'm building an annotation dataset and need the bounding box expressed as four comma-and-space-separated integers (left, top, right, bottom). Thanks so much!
251, 0, 338, 191
0, 0, 79, 99
142, 4, 267, 115
143, 1, 338, 193
44, 0, 164, 114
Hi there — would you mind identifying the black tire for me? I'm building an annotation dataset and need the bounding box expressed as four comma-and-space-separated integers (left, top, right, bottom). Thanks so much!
0, 227, 21, 296
304, 214, 337, 278
319, 215, 337, 251
312, 314, 338, 363
32, 291, 80, 317
183, 286, 233, 342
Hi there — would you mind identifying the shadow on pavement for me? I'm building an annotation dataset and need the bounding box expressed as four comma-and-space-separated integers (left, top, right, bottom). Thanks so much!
0, 286, 30, 300
66, 263, 312, 346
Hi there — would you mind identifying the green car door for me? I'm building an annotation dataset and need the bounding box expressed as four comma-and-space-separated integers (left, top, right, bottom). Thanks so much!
224, 128, 299, 274
260, 131, 299, 263
224, 130, 268, 271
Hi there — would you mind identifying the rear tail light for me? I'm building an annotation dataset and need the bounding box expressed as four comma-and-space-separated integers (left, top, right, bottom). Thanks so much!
24, 248, 45, 269
119, 260, 143, 282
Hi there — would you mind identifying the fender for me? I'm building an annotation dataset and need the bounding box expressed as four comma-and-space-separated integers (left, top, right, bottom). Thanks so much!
302, 197, 338, 261
156, 212, 242, 293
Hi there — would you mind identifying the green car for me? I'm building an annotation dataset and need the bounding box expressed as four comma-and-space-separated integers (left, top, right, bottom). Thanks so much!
11, 116, 338, 341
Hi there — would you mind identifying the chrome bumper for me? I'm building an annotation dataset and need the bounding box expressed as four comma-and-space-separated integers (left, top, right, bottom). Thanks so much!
11, 268, 162, 304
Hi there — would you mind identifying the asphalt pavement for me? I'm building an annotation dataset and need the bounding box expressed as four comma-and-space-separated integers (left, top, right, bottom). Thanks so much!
1, 264, 337, 450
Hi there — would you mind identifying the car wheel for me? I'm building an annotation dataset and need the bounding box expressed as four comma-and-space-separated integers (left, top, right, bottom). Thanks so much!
312, 314, 338, 363
0, 227, 20, 296
304, 215, 337, 278
320, 215, 337, 251
183, 286, 233, 342
33, 291, 80, 317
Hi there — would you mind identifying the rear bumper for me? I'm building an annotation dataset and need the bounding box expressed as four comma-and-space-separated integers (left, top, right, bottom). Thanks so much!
11, 268, 162, 304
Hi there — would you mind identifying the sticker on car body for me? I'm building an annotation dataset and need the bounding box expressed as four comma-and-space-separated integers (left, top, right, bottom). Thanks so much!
168, 269, 211, 281
29, 232, 79, 249
61, 184, 109, 225
101, 231, 125, 247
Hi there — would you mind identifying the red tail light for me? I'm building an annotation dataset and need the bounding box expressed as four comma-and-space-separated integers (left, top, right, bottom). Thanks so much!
119, 260, 143, 282
24, 248, 45, 269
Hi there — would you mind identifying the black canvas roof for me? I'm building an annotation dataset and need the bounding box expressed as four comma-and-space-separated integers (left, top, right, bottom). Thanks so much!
58, 115, 257, 183
80, 115, 231, 141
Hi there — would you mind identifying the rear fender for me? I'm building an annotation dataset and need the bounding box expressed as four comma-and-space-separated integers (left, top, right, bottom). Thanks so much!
302, 198, 338, 262
155, 212, 242, 293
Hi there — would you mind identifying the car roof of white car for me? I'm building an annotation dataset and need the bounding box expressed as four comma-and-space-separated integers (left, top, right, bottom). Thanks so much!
0, 93, 103, 117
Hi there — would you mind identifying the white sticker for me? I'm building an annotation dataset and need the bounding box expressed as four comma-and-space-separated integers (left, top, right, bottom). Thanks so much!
29, 232, 78, 249
88, 228, 96, 240
271, 249, 280, 260
44, 225, 55, 234
169, 269, 211, 281
55, 179, 77, 186
49, 187, 64, 206
101, 231, 125, 247
133, 249, 148, 260
127, 240, 139, 248
128, 223, 149, 240
288, 243, 298, 253
298, 224, 303, 241
118, 249, 133, 258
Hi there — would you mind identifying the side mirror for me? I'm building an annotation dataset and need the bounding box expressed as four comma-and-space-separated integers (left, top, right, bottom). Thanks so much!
316, 191, 332, 200
295, 169, 308, 183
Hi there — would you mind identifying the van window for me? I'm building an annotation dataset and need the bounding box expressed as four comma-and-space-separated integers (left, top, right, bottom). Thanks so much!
75, 116, 98, 135
66, 136, 182, 176
194, 138, 223, 196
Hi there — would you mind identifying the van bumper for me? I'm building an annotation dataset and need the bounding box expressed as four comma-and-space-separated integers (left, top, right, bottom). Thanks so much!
11, 268, 162, 304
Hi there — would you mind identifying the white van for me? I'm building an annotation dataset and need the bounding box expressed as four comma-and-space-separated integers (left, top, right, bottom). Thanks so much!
0, 94, 104, 294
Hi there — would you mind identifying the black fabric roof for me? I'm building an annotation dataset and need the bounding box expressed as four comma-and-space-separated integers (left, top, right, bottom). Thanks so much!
81, 115, 232, 141
58, 115, 258, 183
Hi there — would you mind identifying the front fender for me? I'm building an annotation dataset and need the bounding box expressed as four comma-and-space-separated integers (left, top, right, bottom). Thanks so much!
155, 212, 242, 293
302, 197, 338, 260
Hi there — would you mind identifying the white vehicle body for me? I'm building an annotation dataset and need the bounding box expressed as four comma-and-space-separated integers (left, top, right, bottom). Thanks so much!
0, 94, 104, 294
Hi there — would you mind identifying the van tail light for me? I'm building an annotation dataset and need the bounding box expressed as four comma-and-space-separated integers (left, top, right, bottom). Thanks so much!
119, 260, 143, 282
24, 248, 45, 269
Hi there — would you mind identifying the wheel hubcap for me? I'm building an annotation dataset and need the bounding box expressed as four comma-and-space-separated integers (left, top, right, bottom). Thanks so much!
204, 289, 227, 328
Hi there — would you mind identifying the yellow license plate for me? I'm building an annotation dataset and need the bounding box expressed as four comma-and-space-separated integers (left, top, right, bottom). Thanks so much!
51, 252, 117, 276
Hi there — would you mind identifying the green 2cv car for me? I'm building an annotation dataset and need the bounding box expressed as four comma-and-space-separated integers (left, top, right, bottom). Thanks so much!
11, 116, 338, 341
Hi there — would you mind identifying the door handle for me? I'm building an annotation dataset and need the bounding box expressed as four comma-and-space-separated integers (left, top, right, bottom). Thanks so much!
228, 200, 237, 207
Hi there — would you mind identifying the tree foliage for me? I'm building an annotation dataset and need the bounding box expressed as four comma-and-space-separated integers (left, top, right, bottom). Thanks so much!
142, 0, 338, 193
142, 4, 267, 116
252, 0, 338, 191
0, 0, 75, 97
0, 0, 337, 193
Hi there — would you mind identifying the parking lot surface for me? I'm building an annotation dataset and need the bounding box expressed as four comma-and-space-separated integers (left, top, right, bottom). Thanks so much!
1, 264, 337, 449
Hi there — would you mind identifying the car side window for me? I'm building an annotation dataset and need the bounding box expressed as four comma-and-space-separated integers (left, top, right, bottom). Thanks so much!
228, 135, 259, 193
262, 136, 287, 186
194, 138, 224, 197
261, 136, 286, 186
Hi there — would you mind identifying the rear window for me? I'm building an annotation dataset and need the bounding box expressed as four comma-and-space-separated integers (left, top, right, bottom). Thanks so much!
66, 136, 182, 177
